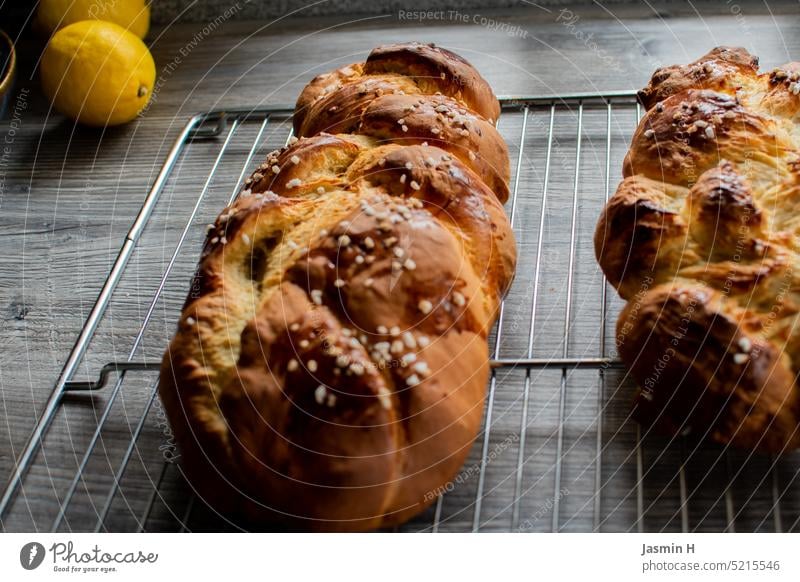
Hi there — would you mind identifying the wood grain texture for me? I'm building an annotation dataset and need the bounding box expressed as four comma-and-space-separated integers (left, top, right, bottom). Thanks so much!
1, 2, 800, 532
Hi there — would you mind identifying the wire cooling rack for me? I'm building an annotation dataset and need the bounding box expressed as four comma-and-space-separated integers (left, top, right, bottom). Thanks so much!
2, 92, 799, 533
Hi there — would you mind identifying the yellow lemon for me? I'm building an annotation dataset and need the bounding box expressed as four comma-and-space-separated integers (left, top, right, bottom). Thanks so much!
41, 20, 156, 127
36, 0, 150, 39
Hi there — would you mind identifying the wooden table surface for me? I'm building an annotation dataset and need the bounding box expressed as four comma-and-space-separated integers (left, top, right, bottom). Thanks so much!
2, 1, 800, 531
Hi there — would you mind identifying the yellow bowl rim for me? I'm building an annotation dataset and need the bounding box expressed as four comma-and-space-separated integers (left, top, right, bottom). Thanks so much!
0, 29, 17, 97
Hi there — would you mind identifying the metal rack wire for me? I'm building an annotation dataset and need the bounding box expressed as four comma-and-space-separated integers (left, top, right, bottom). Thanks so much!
2, 91, 798, 533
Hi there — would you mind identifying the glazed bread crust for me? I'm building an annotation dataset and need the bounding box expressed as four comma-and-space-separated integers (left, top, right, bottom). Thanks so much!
595, 47, 800, 453
159, 43, 515, 530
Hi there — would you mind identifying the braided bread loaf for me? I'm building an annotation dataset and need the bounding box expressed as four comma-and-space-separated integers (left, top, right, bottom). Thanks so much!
159, 43, 516, 530
595, 47, 800, 453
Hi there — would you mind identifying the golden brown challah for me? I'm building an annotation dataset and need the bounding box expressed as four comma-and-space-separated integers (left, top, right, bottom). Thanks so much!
595, 47, 800, 453
159, 42, 516, 530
